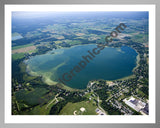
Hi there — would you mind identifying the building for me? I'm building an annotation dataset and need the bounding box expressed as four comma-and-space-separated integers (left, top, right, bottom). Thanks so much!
123, 96, 148, 114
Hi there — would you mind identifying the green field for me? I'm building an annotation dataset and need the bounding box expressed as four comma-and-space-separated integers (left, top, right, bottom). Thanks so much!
12, 43, 33, 50
59, 101, 97, 115
12, 53, 25, 60
131, 33, 148, 43
65, 40, 82, 45
19, 94, 56, 115
15, 88, 49, 106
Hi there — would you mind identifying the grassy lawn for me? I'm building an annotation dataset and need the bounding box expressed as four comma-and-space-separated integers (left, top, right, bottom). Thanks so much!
59, 101, 97, 115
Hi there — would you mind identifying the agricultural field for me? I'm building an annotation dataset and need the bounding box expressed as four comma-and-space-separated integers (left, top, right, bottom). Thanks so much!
12, 45, 37, 54
12, 43, 34, 50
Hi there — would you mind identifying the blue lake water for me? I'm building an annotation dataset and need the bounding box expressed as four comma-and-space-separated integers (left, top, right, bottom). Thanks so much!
25, 44, 137, 89
12, 35, 23, 41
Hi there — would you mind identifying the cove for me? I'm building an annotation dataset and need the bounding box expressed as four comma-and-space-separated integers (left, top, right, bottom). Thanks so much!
25, 44, 138, 89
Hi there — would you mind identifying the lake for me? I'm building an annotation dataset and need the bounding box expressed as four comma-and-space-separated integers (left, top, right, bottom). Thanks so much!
25, 44, 138, 89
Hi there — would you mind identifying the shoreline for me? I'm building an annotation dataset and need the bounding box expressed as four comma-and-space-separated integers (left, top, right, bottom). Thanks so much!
113, 74, 136, 81
110, 48, 140, 81
89, 46, 140, 85
25, 62, 78, 91
23, 44, 140, 91
133, 51, 140, 71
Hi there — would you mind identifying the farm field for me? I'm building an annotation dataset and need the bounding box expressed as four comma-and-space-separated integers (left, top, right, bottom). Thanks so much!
12, 45, 36, 54
12, 43, 34, 50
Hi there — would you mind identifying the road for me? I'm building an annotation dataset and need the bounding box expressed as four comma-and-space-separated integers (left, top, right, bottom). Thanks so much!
45, 93, 59, 109
97, 95, 107, 115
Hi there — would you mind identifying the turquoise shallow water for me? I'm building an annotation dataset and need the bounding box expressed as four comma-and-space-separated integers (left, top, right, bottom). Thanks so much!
25, 44, 137, 89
